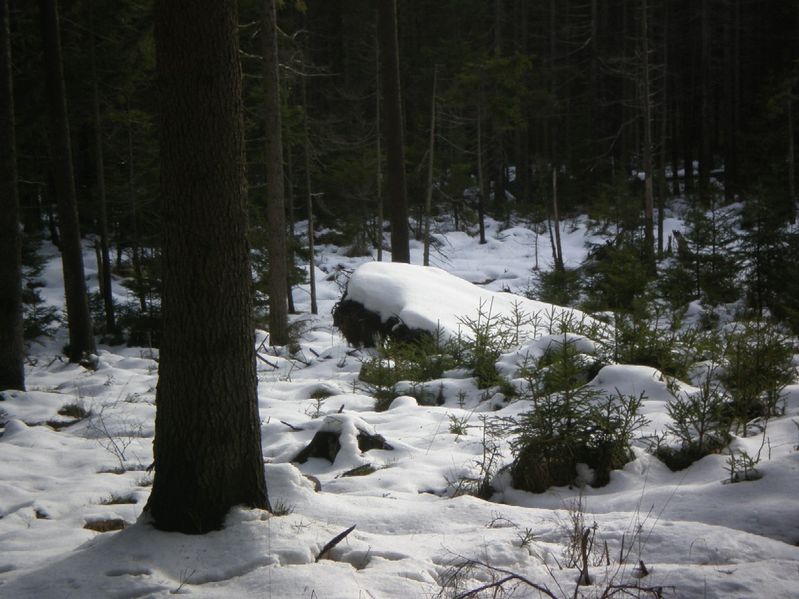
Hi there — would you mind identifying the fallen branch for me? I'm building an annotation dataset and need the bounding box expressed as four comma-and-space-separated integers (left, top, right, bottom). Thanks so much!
279, 420, 303, 431
316, 524, 356, 562
256, 353, 278, 369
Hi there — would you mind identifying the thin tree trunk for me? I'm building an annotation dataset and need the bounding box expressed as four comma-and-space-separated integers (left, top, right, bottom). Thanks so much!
423, 65, 437, 267
127, 114, 145, 313
263, 0, 289, 345
285, 142, 296, 314
0, 0, 25, 390
302, 73, 317, 315
788, 96, 796, 214
657, 0, 669, 256
377, 0, 410, 263
38, 0, 96, 363
641, 0, 655, 266
375, 27, 383, 262
476, 104, 487, 245
552, 167, 563, 270
698, 0, 712, 200
148, 0, 269, 534
89, 0, 114, 333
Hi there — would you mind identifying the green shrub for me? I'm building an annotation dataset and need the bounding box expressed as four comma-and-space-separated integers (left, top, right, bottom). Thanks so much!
654, 368, 731, 470
510, 387, 647, 492
720, 320, 794, 435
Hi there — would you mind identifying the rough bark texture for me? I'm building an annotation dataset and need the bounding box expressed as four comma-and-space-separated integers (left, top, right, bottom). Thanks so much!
38, 0, 96, 362
148, 0, 269, 534
0, 0, 25, 390
263, 0, 289, 345
377, 0, 410, 263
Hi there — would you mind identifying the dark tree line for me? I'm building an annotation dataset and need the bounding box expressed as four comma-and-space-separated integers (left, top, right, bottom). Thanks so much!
3, 0, 798, 355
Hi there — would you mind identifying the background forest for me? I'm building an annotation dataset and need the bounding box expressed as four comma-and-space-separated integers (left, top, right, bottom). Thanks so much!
7, 0, 799, 345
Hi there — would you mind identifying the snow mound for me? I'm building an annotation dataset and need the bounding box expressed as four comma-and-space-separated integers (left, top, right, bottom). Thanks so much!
344, 262, 592, 341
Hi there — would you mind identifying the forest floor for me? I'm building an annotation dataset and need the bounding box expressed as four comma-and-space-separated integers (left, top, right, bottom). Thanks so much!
1, 214, 798, 598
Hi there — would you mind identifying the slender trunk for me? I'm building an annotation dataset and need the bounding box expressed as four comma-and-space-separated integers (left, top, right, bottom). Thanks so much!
285, 142, 296, 314
657, 0, 669, 256
641, 0, 655, 265
89, 0, 114, 333
375, 28, 383, 262
377, 0, 410, 263
699, 0, 712, 200
127, 114, 145, 313
552, 167, 563, 270
302, 74, 317, 315
423, 65, 437, 266
0, 0, 25, 390
476, 104, 487, 245
263, 0, 289, 345
789, 96, 796, 215
38, 0, 96, 363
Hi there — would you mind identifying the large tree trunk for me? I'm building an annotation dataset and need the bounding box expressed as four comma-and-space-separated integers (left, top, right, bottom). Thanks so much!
377, 0, 410, 263
0, 0, 25, 390
38, 0, 96, 362
263, 0, 289, 346
148, 0, 270, 534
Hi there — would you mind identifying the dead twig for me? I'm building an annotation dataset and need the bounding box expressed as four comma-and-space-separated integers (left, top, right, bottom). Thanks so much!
315, 524, 356, 562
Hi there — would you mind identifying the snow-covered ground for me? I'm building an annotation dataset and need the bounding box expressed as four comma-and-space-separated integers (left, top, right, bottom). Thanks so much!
1, 215, 798, 598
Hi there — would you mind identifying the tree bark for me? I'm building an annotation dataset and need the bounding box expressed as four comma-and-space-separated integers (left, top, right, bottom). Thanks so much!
263, 0, 289, 345
377, 0, 410, 263
423, 65, 437, 266
0, 0, 25, 390
89, 0, 114, 334
301, 70, 318, 315
641, 0, 655, 266
375, 26, 383, 262
552, 168, 563, 271
148, 0, 270, 534
38, 0, 96, 363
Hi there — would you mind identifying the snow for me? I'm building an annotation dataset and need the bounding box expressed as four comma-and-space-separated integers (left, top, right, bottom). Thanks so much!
1, 216, 798, 598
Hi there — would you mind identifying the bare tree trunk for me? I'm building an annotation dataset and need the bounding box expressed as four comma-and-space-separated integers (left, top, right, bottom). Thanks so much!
698, 0, 712, 200
127, 113, 145, 313
423, 65, 437, 266
476, 104, 487, 245
789, 95, 796, 215
263, 0, 289, 345
302, 73, 317, 315
89, 0, 114, 334
377, 0, 410, 263
0, 0, 24, 390
552, 168, 563, 270
375, 28, 383, 262
285, 142, 296, 314
657, 0, 669, 257
641, 0, 655, 265
148, 0, 270, 534
38, 0, 96, 363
